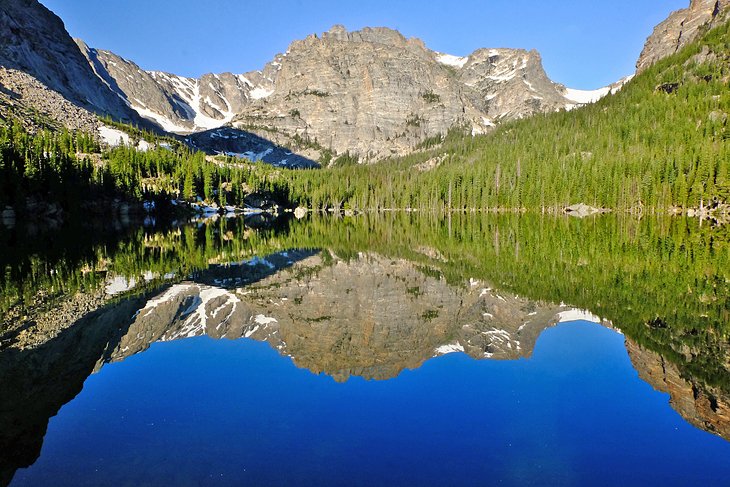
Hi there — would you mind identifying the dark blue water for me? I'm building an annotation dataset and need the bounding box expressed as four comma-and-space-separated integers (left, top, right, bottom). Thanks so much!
11, 322, 730, 486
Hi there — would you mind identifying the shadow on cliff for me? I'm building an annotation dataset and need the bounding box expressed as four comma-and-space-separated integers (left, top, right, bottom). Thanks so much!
186, 127, 320, 169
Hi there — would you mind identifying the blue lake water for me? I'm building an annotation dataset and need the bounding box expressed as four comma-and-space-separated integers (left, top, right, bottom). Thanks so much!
10, 321, 730, 487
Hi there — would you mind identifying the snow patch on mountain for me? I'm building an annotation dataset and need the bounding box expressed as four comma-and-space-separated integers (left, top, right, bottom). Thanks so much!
436, 53, 469, 68
250, 87, 274, 100
564, 87, 611, 104
132, 104, 192, 133
563, 75, 633, 110
120, 69, 274, 133
434, 342, 465, 355
556, 308, 601, 323
98, 125, 150, 151
98, 126, 130, 146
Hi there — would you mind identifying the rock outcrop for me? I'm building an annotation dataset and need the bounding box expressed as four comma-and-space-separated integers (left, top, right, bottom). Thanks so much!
636, 0, 730, 72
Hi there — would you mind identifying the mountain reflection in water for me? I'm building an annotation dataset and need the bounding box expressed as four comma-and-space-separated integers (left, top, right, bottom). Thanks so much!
1, 214, 729, 486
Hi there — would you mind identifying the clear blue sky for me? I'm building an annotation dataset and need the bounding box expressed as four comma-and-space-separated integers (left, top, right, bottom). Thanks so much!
40, 0, 687, 89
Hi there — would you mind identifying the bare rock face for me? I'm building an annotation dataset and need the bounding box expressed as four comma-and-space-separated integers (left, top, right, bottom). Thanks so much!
457, 48, 572, 122
636, 0, 730, 72
76, 42, 264, 133
230, 26, 578, 160
232, 27, 487, 160
626, 338, 730, 440
0, 0, 139, 122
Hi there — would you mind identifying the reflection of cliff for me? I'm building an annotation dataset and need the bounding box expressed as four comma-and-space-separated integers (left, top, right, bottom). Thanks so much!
111, 251, 567, 381
8, 247, 729, 487
0, 249, 574, 485
626, 338, 730, 440
0, 294, 145, 487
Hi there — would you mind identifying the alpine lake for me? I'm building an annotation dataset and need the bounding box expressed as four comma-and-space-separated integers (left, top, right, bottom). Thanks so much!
1, 212, 729, 486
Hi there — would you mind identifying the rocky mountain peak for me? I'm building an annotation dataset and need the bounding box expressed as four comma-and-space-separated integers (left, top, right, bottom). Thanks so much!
220, 26, 591, 161
324, 24, 400, 43
50, 19, 605, 162
636, 0, 730, 72
1, 0, 623, 165
293, 25, 429, 59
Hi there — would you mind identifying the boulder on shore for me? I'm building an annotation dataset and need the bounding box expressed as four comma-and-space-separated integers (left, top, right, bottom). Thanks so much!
294, 207, 308, 219
564, 203, 601, 218
1, 206, 16, 227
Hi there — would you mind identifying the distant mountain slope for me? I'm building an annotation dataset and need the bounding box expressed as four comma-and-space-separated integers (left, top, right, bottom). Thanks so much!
272, 18, 730, 212
0, 0, 626, 163
75, 40, 272, 134
0, 0, 139, 123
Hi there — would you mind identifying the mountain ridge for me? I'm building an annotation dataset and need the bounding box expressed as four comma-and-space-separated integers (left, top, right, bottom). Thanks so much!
81, 24, 615, 161
637, 0, 730, 72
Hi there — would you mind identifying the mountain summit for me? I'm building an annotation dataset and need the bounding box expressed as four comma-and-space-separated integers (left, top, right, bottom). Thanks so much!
82, 25, 605, 161
637, 0, 730, 71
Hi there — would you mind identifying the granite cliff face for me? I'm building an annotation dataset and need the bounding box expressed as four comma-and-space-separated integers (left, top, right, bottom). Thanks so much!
0, 0, 139, 123
226, 26, 586, 160
0, 1, 624, 162
81, 25, 603, 161
637, 0, 730, 72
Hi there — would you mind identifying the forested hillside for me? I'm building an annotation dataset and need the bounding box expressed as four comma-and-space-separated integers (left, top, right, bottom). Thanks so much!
0, 121, 287, 213
276, 20, 730, 212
